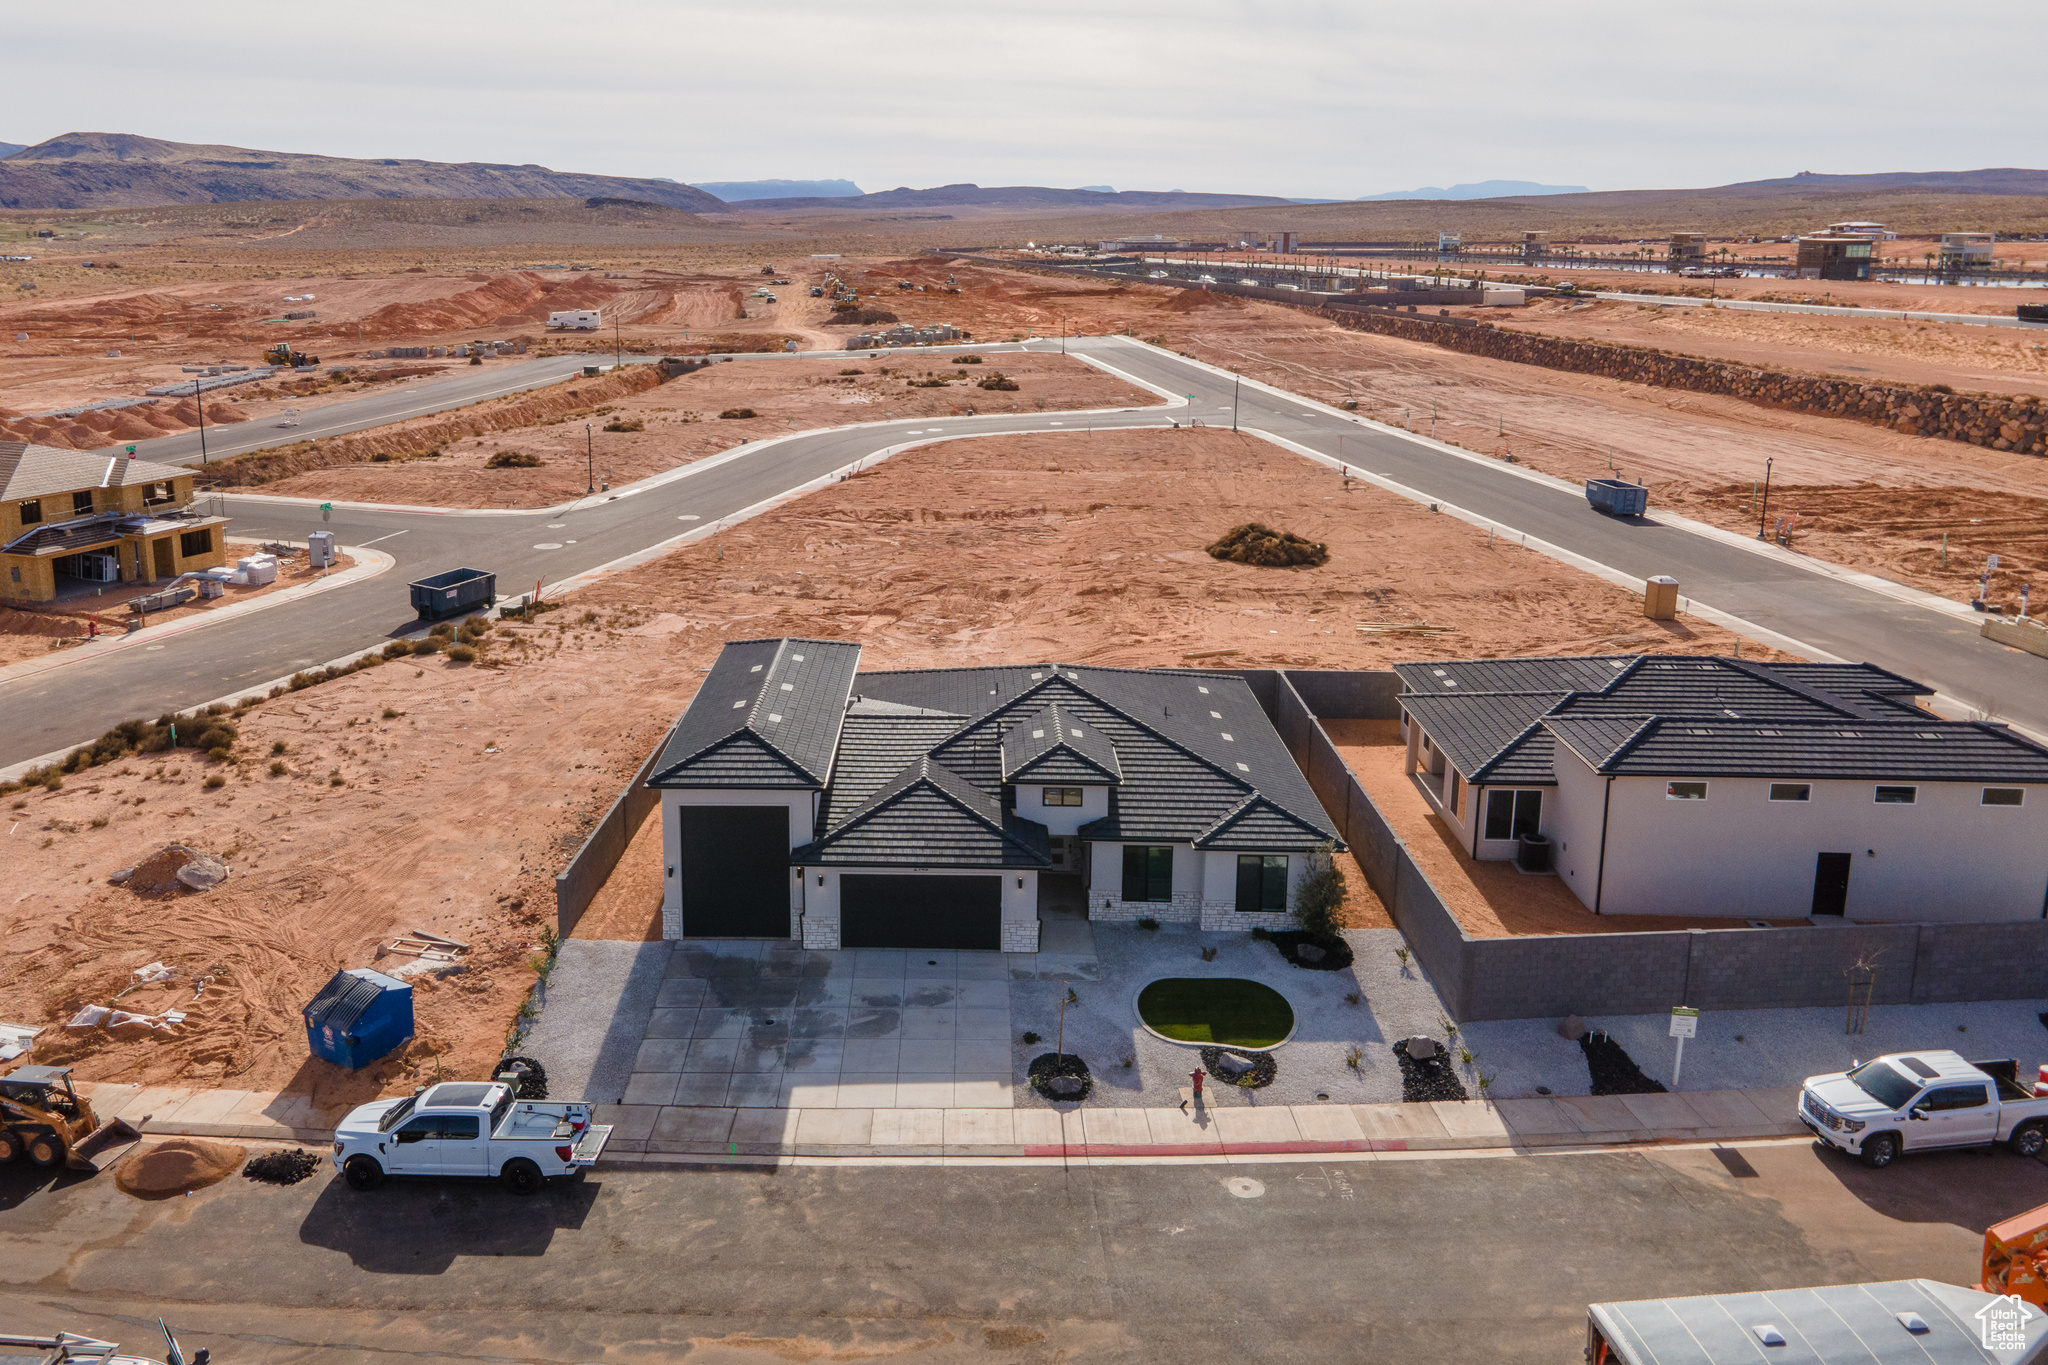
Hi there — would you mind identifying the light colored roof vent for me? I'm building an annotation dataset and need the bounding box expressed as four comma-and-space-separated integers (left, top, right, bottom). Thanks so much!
1752, 1325, 1785, 1347
1895, 1312, 1928, 1334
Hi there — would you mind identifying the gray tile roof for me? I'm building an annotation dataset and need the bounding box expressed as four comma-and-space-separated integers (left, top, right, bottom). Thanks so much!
1547, 715, 2048, 782
793, 756, 1051, 867
999, 701, 1122, 784
0, 441, 192, 503
1397, 691, 1567, 785
817, 710, 968, 834
650, 637, 861, 789
1193, 795, 1341, 852
1396, 653, 2032, 788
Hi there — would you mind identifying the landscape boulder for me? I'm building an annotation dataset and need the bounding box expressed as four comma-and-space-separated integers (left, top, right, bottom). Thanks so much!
1215, 1052, 1259, 1077
175, 852, 231, 891
1558, 1014, 1588, 1042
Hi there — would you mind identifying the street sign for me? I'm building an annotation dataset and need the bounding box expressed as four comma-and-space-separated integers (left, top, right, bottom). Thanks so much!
320, 501, 332, 522
1668, 1006, 1699, 1039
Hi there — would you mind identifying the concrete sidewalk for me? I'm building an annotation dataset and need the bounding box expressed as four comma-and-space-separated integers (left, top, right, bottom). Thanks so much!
79, 1079, 1808, 1159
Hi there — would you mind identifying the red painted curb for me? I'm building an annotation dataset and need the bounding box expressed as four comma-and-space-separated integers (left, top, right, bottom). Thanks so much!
1022, 1139, 1394, 1158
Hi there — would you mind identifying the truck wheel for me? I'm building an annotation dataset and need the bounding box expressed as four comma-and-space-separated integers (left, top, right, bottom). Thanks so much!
2011, 1122, 2047, 1159
0, 1130, 20, 1163
343, 1156, 385, 1191
26, 1132, 65, 1168
500, 1158, 544, 1196
1859, 1133, 1900, 1169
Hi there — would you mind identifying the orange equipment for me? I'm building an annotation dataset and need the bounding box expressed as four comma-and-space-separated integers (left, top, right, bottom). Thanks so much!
1984, 1199, 2048, 1308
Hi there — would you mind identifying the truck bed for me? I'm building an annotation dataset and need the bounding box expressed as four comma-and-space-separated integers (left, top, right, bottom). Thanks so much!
496, 1102, 586, 1140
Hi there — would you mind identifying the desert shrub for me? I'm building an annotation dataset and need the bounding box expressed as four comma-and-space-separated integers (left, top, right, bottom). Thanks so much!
411, 638, 442, 656
839, 368, 863, 376
382, 708, 400, 719
977, 372, 1019, 391
1205, 522, 1328, 569
908, 378, 949, 388
204, 774, 225, 789
485, 450, 543, 468
206, 745, 232, 763
718, 408, 757, 419
370, 452, 391, 463
445, 643, 477, 662
602, 419, 644, 433
956, 354, 983, 364
382, 641, 413, 660
269, 760, 288, 776
1291, 843, 1346, 939
270, 740, 287, 755
329, 775, 345, 787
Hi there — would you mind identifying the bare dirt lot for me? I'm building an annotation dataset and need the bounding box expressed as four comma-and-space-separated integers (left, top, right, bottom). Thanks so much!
248, 351, 1159, 508
0, 425, 1762, 1096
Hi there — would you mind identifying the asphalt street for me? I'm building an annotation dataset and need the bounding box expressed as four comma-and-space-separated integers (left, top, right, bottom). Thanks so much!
5, 336, 2042, 769
126, 352, 620, 468
0, 1140, 2034, 1363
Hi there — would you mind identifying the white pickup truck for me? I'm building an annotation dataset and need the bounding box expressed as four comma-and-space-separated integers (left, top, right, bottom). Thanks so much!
1799, 1050, 2048, 1169
332, 1081, 610, 1194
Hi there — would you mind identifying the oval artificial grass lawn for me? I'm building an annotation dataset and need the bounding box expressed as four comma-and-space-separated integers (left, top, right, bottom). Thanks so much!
1137, 977, 1295, 1048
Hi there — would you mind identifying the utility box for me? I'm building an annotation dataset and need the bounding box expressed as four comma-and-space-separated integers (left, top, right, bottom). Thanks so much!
307, 531, 335, 569
1644, 575, 1679, 620
303, 967, 413, 1071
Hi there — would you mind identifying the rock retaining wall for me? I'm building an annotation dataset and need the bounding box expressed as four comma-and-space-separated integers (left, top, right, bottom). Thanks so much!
1311, 305, 2048, 456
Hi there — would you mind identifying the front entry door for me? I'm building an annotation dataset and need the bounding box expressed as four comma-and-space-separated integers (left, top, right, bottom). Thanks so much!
1811, 852, 1852, 916
151, 538, 174, 579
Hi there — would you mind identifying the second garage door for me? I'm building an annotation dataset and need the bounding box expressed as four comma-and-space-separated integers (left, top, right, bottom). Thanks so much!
841, 875, 1001, 951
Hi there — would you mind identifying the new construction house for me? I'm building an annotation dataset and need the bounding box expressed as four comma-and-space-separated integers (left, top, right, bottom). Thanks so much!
1393, 655, 2048, 922
1, 441, 229, 603
650, 639, 1343, 952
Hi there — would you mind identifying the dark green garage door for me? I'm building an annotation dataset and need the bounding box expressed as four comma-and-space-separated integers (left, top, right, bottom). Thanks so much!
841, 875, 1001, 950
680, 806, 790, 938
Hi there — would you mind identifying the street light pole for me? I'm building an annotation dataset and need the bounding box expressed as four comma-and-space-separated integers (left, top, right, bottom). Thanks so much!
1231, 369, 1241, 432
1757, 457, 1774, 539
586, 423, 595, 495
193, 378, 208, 464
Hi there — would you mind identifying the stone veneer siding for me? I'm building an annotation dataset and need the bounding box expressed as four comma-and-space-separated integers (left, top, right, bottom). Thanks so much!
1092, 891, 1300, 934
801, 915, 840, 951
1001, 921, 1041, 953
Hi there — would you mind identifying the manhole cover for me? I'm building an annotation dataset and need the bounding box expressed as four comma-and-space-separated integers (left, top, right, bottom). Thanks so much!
1225, 1177, 1264, 1199
532, 542, 563, 550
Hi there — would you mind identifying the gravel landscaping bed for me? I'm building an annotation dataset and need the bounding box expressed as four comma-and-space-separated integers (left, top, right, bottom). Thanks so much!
1011, 923, 1457, 1108
1198, 1046, 1276, 1090
1027, 1051, 1093, 1103
1581, 1032, 1666, 1096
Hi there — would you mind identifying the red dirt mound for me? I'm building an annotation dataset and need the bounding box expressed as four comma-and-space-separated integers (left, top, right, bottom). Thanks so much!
115, 1137, 245, 1200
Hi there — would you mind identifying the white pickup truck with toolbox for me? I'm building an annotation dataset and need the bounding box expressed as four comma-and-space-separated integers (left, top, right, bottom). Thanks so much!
332, 1081, 610, 1194
1799, 1049, 2048, 1168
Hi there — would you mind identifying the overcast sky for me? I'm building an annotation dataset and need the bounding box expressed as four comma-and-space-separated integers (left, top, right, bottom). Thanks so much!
9, 0, 2044, 199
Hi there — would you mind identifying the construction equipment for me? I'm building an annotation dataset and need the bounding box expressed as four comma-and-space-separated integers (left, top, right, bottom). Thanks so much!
1985, 1199, 2048, 1309
260, 342, 319, 368
0, 1065, 146, 1173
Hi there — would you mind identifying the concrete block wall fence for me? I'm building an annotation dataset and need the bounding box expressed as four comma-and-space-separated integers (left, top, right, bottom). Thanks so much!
1251, 668, 2048, 1023
555, 723, 675, 937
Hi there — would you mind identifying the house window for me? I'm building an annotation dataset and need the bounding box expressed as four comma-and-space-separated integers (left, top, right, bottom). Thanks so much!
1483, 790, 1543, 840
1874, 785, 1917, 805
1983, 787, 2024, 807
1235, 855, 1288, 912
1449, 771, 1462, 812
1768, 784, 1811, 802
1120, 846, 1173, 903
17, 500, 40, 526
179, 528, 213, 558
1042, 787, 1084, 807
1666, 781, 1708, 801
72, 490, 95, 516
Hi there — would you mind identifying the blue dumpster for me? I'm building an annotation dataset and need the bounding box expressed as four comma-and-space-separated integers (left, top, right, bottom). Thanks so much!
303, 967, 414, 1070
1584, 478, 1649, 517
408, 567, 496, 621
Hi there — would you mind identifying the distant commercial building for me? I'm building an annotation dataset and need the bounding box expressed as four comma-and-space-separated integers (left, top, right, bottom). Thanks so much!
1939, 233, 1995, 268
1097, 234, 1190, 252
1796, 233, 1876, 281
1521, 230, 1549, 262
1437, 232, 1462, 256
1824, 220, 1896, 241
1668, 232, 1707, 263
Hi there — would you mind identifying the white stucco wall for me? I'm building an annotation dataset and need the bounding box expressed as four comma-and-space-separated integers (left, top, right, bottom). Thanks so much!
1549, 754, 1610, 911
660, 787, 817, 938
1594, 775, 2048, 921
1013, 781, 1109, 836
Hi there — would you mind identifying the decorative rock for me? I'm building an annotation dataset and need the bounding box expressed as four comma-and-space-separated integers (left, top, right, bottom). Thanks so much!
1558, 1014, 1588, 1041
1400, 1036, 1439, 1061
174, 853, 230, 891
1215, 1052, 1258, 1076
108, 867, 134, 884
1046, 1075, 1084, 1098
1295, 942, 1327, 964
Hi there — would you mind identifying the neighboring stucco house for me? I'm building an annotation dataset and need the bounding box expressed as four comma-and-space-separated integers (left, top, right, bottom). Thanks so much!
1395, 654, 2048, 922
650, 638, 1344, 951
1, 441, 230, 603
